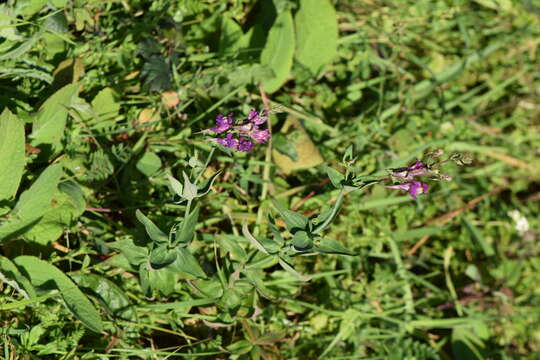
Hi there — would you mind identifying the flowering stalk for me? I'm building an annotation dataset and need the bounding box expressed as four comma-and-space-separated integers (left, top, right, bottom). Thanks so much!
202, 109, 271, 152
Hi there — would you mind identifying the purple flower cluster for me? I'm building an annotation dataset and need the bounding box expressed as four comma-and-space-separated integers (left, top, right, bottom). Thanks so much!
386, 157, 452, 200
206, 109, 270, 152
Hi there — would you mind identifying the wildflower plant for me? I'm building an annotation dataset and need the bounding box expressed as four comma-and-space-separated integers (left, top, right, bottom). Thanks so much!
203, 109, 270, 152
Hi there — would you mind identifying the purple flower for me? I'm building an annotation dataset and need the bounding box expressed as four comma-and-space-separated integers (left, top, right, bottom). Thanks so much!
238, 138, 254, 152
391, 160, 428, 180
248, 109, 267, 125
386, 181, 428, 200
210, 114, 234, 133
250, 129, 270, 143
203, 109, 270, 153
215, 133, 239, 150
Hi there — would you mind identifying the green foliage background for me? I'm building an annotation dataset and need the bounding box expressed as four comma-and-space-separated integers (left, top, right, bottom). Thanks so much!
1, 0, 540, 358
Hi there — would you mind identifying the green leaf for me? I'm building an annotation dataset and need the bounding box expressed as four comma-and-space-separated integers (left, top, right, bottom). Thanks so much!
278, 257, 311, 282
168, 247, 206, 278
30, 83, 79, 153
174, 203, 200, 245
167, 174, 183, 197
315, 238, 355, 256
149, 245, 177, 269
294, 0, 338, 74
272, 201, 308, 231
182, 172, 198, 201
452, 323, 488, 360
0, 255, 36, 298
0, 164, 63, 242
108, 238, 148, 266
292, 230, 312, 251
23, 181, 85, 245
135, 210, 168, 244
140, 261, 176, 296
0, 108, 25, 201
325, 166, 344, 189
219, 17, 244, 54
90, 87, 120, 127
260, 10, 295, 93
136, 151, 162, 177
71, 274, 137, 322
14, 256, 103, 332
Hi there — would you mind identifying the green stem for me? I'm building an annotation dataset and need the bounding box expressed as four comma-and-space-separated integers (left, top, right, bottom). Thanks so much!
195, 146, 216, 184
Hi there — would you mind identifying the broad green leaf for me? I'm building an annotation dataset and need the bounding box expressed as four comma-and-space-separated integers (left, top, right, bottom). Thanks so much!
136, 151, 162, 177
71, 274, 137, 322
13, 163, 63, 217
260, 10, 295, 93
149, 245, 177, 269
0, 108, 25, 201
168, 247, 206, 278
14, 256, 103, 332
315, 238, 355, 256
140, 261, 176, 296
30, 83, 79, 152
108, 238, 148, 266
272, 201, 308, 231
0, 164, 63, 242
167, 174, 183, 197
135, 210, 168, 244
90, 87, 120, 127
182, 172, 198, 201
23, 181, 85, 245
292, 230, 312, 251
219, 17, 244, 54
0, 255, 36, 298
295, 0, 338, 74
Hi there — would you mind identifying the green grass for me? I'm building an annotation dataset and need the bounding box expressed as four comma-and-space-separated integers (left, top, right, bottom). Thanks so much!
1, 0, 540, 359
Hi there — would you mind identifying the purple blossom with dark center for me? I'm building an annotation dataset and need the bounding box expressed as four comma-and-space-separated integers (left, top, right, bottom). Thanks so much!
210, 114, 234, 133
386, 181, 428, 200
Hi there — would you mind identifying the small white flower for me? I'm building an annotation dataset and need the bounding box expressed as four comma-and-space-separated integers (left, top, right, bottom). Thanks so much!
507, 210, 529, 234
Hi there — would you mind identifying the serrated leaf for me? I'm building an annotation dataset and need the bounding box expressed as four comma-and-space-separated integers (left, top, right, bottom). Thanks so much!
260, 10, 295, 93
295, 0, 338, 74
0, 108, 25, 201
14, 256, 103, 332
135, 210, 168, 244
